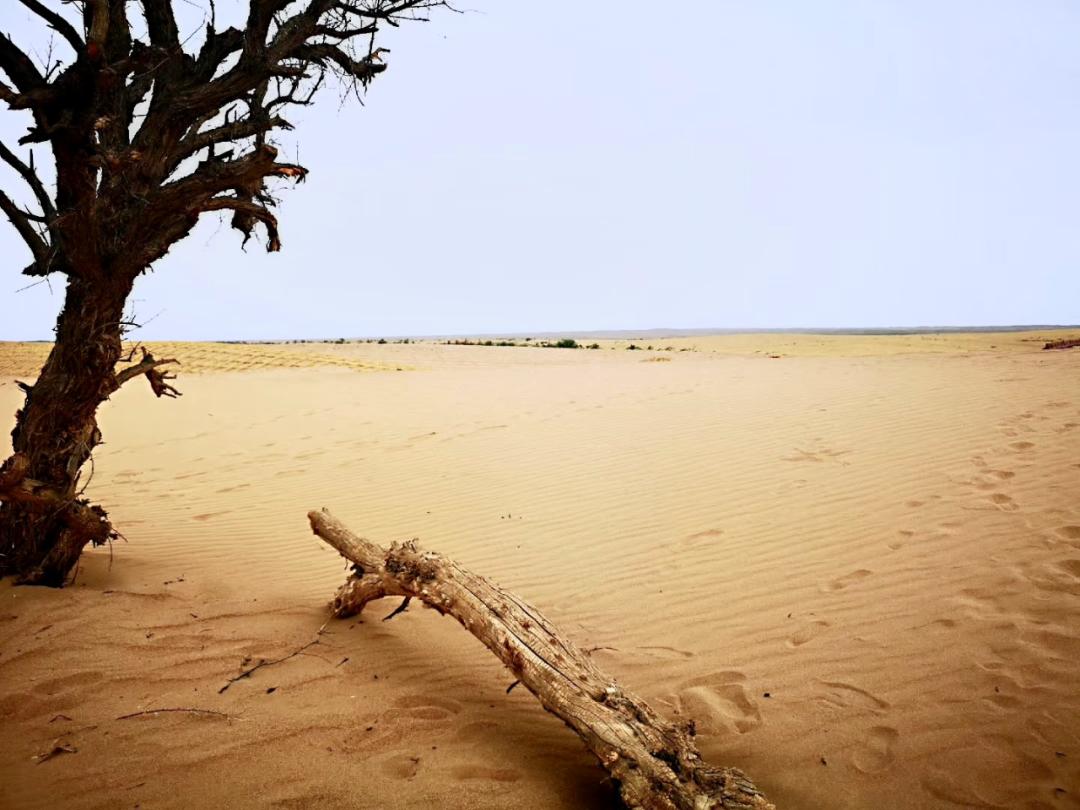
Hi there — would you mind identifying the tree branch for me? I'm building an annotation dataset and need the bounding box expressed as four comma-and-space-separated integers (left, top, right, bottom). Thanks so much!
0, 187, 50, 273
0, 140, 56, 219
115, 348, 181, 397
177, 114, 293, 162
310, 510, 774, 810
199, 195, 283, 252
141, 0, 181, 50
0, 31, 46, 97
15, 0, 83, 53
84, 0, 110, 54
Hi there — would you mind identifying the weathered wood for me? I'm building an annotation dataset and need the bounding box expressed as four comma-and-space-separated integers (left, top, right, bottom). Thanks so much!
1043, 337, 1080, 351
309, 509, 774, 810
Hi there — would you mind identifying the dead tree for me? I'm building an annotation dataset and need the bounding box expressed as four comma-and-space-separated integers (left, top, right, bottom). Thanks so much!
309, 509, 774, 810
0, 1, 445, 585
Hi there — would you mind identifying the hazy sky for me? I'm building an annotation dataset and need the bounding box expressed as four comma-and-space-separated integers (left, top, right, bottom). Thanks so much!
2, 1, 1079, 340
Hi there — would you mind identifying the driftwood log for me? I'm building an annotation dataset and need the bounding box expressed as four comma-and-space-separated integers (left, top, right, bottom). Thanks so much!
1043, 337, 1080, 351
309, 509, 773, 810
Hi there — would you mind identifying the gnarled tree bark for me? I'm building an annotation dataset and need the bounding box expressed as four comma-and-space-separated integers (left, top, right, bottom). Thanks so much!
1, 1, 445, 584
0, 275, 131, 584
309, 509, 774, 810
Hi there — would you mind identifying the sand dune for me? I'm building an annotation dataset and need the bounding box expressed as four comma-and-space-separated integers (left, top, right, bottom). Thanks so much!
1, 334, 1079, 809
0, 341, 402, 378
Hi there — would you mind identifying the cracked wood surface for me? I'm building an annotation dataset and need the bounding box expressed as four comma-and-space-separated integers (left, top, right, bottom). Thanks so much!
309, 508, 773, 810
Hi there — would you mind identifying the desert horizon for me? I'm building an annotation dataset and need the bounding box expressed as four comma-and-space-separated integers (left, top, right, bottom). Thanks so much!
3, 331, 1079, 808
10, 323, 1078, 345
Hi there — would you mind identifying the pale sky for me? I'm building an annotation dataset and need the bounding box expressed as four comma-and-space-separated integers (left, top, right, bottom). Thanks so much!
2, 1, 1078, 340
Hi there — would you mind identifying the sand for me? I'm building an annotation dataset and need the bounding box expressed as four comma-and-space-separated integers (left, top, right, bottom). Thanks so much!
1, 332, 1078, 809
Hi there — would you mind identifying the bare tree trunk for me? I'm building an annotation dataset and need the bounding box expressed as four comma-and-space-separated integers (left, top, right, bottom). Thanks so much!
309, 509, 774, 810
0, 274, 133, 585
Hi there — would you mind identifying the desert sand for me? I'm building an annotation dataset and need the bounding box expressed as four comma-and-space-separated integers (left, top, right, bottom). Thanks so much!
1, 332, 1078, 809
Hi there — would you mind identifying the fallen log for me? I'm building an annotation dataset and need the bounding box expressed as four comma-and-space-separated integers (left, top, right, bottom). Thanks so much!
1043, 337, 1080, 351
309, 509, 773, 810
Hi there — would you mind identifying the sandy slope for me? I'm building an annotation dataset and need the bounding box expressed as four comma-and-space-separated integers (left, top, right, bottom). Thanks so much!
1, 335, 1078, 809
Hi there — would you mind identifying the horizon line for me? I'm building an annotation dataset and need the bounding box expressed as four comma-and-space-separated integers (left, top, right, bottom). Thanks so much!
5, 323, 1079, 344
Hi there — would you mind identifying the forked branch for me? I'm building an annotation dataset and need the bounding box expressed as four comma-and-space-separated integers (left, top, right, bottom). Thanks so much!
115, 347, 182, 398
309, 509, 773, 810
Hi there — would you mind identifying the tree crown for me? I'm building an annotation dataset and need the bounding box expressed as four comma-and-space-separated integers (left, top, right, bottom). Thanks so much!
0, 0, 444, 280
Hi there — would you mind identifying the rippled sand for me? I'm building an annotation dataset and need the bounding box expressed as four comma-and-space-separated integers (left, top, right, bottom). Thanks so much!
1, 332, 1078, 809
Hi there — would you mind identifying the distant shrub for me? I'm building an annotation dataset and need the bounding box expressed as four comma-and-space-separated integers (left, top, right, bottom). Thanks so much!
554, 338, 579, 349
626, 344, 640, 350
377, 338, 387, 344
587, 343, 600, 350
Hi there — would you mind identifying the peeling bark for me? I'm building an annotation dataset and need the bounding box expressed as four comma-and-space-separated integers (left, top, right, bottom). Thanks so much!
309, 509, 774, 810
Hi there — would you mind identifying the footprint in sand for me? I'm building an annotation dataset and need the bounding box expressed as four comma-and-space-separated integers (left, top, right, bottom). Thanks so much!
889, 531, 913, 551
1022, 559, 1080, 595
987, 493, 1019, 512
1056, 559, 1080, 578
380, 753, 421, 780
450, 720, 501, 744
1009, 441, 1035, 452
820, 569, 871, 593
1056, 526, 1080, 548
851, 726, 899, 774
920, 737, 1054, 808
193, 511, 230, 521
392, 694, 461, 722
988, 469, 1016, 481
680, 528, 724, 549
674, 671, 761, 735
816, 680, 890, 712
788, 620, 830, 648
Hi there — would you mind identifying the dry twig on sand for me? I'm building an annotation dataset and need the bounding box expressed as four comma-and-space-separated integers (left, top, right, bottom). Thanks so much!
218, 633, 323, 695
116, 707, 233, 721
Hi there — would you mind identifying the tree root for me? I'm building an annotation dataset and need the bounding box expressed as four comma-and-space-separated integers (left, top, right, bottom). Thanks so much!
0, 452, 115, 584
